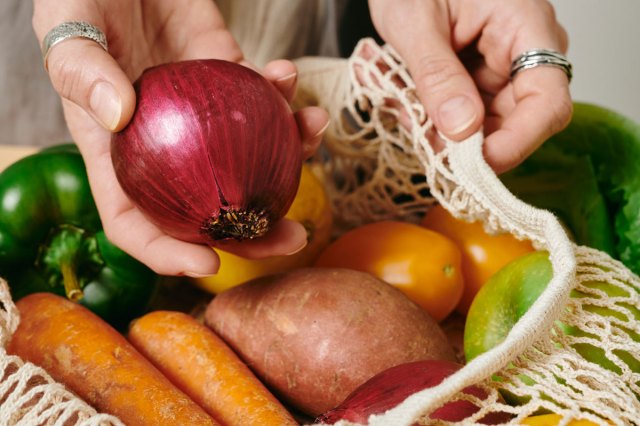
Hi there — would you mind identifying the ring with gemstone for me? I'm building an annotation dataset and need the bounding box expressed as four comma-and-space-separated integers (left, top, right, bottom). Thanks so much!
41, 21, 108, 70
510, 48, 572, 83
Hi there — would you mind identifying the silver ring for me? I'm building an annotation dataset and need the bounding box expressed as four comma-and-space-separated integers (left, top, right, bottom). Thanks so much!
41, 21, 108, 70
510, 49, 572, 83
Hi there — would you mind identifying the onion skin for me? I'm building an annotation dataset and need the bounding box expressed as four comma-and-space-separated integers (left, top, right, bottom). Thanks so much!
317, 360, 512, 425
111, 59, 302, 244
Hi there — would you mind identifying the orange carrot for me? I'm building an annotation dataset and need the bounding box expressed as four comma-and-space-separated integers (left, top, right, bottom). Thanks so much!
128, 310, 298, 426
7, 293, 218, 426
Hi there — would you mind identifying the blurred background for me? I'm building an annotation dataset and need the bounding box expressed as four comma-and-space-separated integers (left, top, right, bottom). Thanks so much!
549, 0, 640, 122
1, 0, 638, 148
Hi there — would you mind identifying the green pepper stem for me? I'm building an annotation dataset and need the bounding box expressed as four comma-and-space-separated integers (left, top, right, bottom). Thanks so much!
60, 261, 84, 302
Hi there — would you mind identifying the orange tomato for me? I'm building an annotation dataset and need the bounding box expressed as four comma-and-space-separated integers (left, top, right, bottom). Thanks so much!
314, 221, 463, 321
421, 205, 535, 315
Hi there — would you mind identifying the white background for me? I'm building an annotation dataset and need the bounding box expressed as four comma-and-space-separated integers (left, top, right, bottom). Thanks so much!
549, 0, 640, 122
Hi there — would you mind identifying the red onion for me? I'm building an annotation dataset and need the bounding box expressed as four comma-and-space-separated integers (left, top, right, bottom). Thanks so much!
111, 59, 302, 244
317, 360, 511, 425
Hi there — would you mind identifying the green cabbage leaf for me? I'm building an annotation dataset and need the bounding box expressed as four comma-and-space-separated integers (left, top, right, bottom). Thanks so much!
501, 102, 640, 275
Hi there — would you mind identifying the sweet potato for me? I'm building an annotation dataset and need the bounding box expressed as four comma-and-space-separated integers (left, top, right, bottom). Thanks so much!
128, 310, 298, 426
7, 293, 218, 426
205, 267, 456, 416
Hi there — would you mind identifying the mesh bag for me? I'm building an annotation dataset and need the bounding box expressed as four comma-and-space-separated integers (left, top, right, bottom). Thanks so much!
294, 39, 640, 425
0, 278, 123, 426
0, 39, 638, 425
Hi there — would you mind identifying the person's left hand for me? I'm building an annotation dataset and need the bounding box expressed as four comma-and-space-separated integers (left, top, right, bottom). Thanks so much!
32, 0, 329, 278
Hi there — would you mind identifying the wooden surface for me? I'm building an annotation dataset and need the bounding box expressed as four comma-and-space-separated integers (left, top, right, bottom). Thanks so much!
0, 145, 38, 171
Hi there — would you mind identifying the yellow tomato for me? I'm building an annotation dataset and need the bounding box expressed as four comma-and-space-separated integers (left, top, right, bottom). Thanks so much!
193, 165, 333, 294
421, 205, 535, 315
521, 414, 604, 426
314, 220, 463, 321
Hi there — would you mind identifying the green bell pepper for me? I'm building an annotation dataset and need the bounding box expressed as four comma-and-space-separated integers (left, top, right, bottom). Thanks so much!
0, 144, 158, 329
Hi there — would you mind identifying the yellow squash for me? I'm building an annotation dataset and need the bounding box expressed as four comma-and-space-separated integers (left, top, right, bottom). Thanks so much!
521, 414, 605, 426
193, 165, 333, 294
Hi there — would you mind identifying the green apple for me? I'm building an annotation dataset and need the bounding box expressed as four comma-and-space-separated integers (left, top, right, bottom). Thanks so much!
464, 250, 639, 372
464, 251, 552, 362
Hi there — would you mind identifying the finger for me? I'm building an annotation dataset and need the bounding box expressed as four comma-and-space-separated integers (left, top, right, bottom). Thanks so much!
353, 41, 403, 91
214, 219, 308, 260
474, 0, 570, 88
93, 173, 221, 279
263, 59, 298, 102
476, 1, 572, 172
258, 61, 331, 159
469, 62, 510, 99
159, 0, 244, 63
371, 1, 484, 140
104, 206, 221, 278
475, 0, 569, 76
295, 107, 330, 159
33, 8, 135, 131
483, 68, 573, 173
353, 42, 412, 129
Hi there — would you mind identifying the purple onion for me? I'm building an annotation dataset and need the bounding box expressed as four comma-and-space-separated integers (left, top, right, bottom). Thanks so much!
111, 59, 302, 244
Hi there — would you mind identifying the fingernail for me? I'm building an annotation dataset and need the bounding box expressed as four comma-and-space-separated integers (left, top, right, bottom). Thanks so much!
183, 271, 217, 279
276, 71, 297, 84
284, 224, 308, 255
438, 95, 477, 136
313, 118, 331, 138
276, 72, 297, 95
285, 239, 307, 256
89, 81, 122, 131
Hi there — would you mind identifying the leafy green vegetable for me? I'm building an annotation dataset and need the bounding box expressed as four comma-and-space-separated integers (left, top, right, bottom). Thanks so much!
501, 102, 640, 275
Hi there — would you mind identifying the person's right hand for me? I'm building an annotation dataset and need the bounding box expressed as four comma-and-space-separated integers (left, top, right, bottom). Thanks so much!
32, 0, 329, 278
368, 0, 572, 174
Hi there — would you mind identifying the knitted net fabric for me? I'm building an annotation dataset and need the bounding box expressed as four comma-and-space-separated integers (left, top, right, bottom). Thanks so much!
0, 278, 123, 426
294, 39, 639, 425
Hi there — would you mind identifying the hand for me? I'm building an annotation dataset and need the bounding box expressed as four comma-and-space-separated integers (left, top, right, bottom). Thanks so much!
32, 0, 329, 277
368, 0, 572, 173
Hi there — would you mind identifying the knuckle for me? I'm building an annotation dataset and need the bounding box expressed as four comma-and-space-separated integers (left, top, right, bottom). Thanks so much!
48, 54, 87, 103
538, 0, 557, 20
413, 56, 464, 96
514, 0, 554, 16
549, 93, 573, 133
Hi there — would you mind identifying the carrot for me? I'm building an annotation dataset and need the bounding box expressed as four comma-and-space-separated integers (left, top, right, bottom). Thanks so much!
7, 293, 218, 426
128, 310, 298, 426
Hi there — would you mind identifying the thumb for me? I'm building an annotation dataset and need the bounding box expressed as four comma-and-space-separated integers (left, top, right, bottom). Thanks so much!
374, 4, 484, 140
406, 40, 484, 140
44, 34, 135, 132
